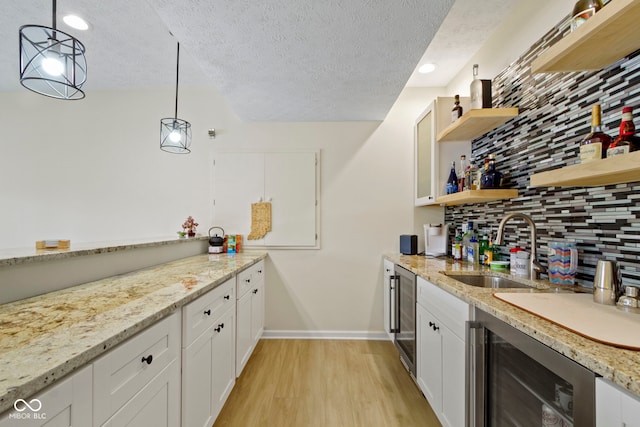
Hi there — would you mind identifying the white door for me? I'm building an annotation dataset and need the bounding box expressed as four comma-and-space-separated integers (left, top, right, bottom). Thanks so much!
236, 290, 253, 377
182, 329, 215, 427
416, 304, 442, 413
441, 325, 465, 427
250, 281, 265, 343
211, 308, 236, 419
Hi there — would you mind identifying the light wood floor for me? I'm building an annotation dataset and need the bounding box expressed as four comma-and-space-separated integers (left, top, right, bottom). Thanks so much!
213, 339, 442, 427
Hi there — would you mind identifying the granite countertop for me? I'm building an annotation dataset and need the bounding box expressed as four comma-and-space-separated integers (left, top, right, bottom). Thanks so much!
385, 254, 640, 398
0, 251, 267, 414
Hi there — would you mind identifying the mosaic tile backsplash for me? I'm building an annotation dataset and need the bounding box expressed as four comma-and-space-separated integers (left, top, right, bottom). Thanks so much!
444, 16, 640, 288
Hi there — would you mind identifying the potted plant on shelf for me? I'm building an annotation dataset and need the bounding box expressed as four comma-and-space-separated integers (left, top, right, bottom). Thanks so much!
180, 216, 199, 238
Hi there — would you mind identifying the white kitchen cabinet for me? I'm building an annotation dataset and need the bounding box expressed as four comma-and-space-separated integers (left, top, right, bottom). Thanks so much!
93, 311, 181, 427
416, 276, 470, 427
596, 378, 640, 427
213, 151, 319, 247
414, 97, 471, 206
236, 260, 265, 377
0, 365, 92, 427
182, 278, 236, 427
382, 259, 395, 340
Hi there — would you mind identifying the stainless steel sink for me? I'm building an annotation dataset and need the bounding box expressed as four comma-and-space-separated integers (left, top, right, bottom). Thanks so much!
446, 274, 532, 289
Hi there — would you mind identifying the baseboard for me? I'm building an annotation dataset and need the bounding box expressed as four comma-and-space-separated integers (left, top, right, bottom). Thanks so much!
261, 330, 391, 341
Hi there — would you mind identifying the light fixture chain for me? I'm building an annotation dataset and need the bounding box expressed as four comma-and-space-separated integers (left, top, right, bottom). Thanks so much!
174, 42, 180, 119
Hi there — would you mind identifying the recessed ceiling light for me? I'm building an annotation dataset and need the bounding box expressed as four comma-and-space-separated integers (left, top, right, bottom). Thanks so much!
418, 63, 436, 74
63, 15, 89, 31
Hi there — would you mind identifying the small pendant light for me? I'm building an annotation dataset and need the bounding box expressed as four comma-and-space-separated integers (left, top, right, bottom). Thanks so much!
19, 0, 87, 100
160, 42, 192, 154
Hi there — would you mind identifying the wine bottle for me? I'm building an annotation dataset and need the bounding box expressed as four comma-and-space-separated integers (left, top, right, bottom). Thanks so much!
571, 0, 603, 31
480, 154, 503, 189
451, 94, 463, 123
607, 106, 639, 157
457, 155, 468, 192
446, 161, 458, 194
579, 104, 612, 162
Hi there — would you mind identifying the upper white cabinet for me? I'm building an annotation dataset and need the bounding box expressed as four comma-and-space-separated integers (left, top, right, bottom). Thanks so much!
213, 151, 319, 248
0, 365, 92, 427
414, 97, 471, 206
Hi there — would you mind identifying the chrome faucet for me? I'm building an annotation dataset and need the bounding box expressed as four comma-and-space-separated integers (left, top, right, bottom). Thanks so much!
495, 212, 546, 280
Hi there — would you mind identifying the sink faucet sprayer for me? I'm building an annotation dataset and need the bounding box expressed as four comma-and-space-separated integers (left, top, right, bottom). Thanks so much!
494, 212, 546, 280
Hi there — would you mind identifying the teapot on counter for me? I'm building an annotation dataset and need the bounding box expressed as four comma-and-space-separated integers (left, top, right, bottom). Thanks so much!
208, 226, 225, 254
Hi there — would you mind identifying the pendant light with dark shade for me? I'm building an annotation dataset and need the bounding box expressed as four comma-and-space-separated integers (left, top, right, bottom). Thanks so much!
19, 0, 87, 100
160, 42, 192, 154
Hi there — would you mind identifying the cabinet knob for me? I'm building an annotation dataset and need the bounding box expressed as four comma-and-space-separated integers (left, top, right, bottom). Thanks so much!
204, 309, 211, 316
429, 321, 435, 327
141, 355, 153, 365
214, 323, 224, 333
246, 278, 251, 283
252, 288, 258, 294
258, 269, 263, 274
224, 295, 230, 300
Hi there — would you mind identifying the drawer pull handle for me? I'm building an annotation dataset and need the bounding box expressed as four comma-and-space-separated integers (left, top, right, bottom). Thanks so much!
204, 309, 211, 316
252, 289, 258, 294
245, 278, 251, 283
214, 323, 225, 333
258, 269, 263, 274
224, 295, 230, 300
141, 355, 153, 365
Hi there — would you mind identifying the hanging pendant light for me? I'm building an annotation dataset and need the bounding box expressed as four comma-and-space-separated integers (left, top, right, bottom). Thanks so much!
19, 0, 87, 100
160, 42, 192, 154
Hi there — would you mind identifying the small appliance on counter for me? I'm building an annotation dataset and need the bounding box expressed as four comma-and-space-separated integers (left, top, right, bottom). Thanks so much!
424, 224, 449, 257
400, 235, 417, 255
208, 226, 225, 254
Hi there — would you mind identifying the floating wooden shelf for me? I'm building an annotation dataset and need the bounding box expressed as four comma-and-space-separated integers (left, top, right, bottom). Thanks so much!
530, 151, 640, 187
531, 0, 640, 73
436, 108, 519, 142
435, 189, 519, 206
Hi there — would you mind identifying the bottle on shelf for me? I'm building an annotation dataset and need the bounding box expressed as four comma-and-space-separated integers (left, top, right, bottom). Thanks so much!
451, 94, 463, 123
607, 106, 639, 157
470, 64, 492, 110
579, 104, 612, 163
457, 155, 468, 192
570, 0, 603, 32
480, 154, 503, 189
467, 157, 478, 190
446, 161, 458, 194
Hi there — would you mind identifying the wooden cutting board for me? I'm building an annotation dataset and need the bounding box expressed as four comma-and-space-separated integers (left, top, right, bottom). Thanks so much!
494, 292, 640, 350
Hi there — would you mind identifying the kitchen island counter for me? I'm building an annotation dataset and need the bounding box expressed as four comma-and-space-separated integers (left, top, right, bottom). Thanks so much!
0, 251, 266, 414
385, 254, 640, 399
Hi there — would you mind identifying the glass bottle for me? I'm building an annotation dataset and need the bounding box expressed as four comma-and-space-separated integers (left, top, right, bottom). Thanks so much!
451, 94, 463, 123
480, 154, 503, 189
607, 106, 639, 157
446, 161, 458, 194
571, 0, 603, 31
579, 104, 612, 162
457, 155, 468, 192
466, 157, 476, 190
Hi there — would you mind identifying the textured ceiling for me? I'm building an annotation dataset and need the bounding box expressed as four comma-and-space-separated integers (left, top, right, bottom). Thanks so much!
1, 0, 520, 122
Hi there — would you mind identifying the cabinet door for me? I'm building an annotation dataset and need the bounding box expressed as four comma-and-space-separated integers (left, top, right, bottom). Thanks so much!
597, 378, 640, 427
211, 307, 236, 419
250, 281, 265, 343
441, 326, 465, 427
0, 365, 92, 427
182, 329, 215, 427
416, 303, 442, 413
383, 259, 395, 339
236, 290, 253, 377
102, 359, 180, 427
415, 102, 437, 205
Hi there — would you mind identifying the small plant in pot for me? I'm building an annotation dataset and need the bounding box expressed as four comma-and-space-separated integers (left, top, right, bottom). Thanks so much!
180, 216, 199, 237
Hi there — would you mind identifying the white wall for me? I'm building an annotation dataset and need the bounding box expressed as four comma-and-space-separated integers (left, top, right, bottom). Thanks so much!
446, 0, 569, 96
0, 79, 443, 334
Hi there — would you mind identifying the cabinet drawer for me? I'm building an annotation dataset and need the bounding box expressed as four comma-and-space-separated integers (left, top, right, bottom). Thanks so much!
417, 277, 469, 339
182, 277, 235, 347
93, 311, 180, 427
237, 260, 265, 298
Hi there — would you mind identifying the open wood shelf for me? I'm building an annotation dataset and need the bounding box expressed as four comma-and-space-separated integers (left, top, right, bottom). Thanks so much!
530, 151, 640, 187
435, 189, 519, 206
436, 108, 519, 142
531, 0, 640, 73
